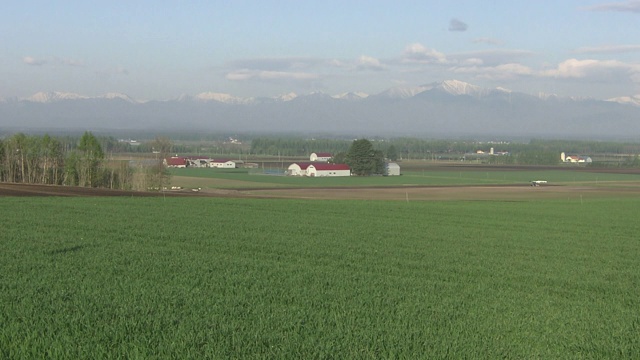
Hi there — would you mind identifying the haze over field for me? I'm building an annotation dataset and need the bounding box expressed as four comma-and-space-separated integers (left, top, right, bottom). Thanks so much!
2, 1, 640, 137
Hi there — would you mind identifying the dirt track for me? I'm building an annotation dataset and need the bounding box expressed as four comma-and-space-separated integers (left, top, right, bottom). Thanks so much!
2, 182, 639, 201
0, 183, 217, 197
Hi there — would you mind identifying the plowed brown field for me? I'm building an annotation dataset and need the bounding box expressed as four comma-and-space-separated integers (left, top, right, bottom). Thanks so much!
3, 182, 637, 201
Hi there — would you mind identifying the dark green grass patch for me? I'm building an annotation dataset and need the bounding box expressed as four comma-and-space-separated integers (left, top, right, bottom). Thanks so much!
2, 197, 640, 358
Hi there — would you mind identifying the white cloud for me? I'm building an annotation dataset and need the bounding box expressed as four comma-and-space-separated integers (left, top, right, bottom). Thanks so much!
226, 69, 319, 81
355, 55, 387, 71
58, 57, 85, 67
585, 0, 640, 13
401, 43, 448, 64
541, 58, 640, 82
452, 63, 534, 80
573, 44, 640, 54
23, 55, 84, 67
228, 57, 324, 71
461, 58, 484, 66
23, 56, 46, 66
472, 38, 504, 46
449, 49, 534, 66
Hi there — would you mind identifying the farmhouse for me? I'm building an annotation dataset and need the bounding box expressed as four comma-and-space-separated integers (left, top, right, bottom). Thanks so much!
307, 163, 351, 177
210, 159, 237, 168
164, 156, 187, 168
561, 152, 592, 164
386, 162, 401, 176
309, 152, 332, 162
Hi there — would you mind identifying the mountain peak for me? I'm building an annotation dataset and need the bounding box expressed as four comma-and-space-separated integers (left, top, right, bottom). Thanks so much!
422, 80, 482, 96
377, 85, 429, 99
275, 92, 298, 101
26, 91, 89, 103
607, 95, 640, 107
194, 92, 253, 104
332, 92, 369, 100
101, 92, 137, 103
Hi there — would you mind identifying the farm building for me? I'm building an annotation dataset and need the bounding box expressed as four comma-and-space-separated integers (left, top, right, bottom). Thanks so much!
287, 162, 350, 177
309, 152, 332, 162
185, 156, 213, 168
164, 157, 188, 168
386, 162, 400, 176
307, 163, 351, 177
210, 159, 237, 168
287, 162, 312, 176
561, 152, 592, 164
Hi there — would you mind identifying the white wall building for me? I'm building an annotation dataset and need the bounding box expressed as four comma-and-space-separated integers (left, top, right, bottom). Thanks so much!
307, 163, 351, 177
287, 162, 350, 176
561, 152, 592, 163
386, 162, 400, 176
287, 162, 312, 176
309, 152, 332, 162
211, 159, 237, 168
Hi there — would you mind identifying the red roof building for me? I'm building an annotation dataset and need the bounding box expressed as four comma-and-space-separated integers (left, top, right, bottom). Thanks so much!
164, 157, 187, 168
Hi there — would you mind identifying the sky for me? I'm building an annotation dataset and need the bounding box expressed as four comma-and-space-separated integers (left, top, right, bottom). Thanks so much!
2, 0, 640, 101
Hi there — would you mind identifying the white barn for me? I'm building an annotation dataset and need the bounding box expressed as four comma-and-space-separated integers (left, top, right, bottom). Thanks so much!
287, 162, 312, 176
307, 163, 351, 177
309, 152, 332, 162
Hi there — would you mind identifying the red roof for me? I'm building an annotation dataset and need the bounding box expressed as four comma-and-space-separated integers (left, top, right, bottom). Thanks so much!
309, 163, 350, 171
165, 157, 187, 166
313, 152, 332, 157
291, 162, 313, 169
185, 156, 211, 160
212, 159, 234, 163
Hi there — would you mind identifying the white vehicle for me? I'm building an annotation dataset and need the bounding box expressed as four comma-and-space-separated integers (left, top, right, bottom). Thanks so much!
531, 180, 547, 186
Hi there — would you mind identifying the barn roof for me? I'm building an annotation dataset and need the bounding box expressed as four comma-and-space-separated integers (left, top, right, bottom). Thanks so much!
212, 159, 235, 163
165, 157, 187, 166
312, 152, 332, 157
309, 163, 350, 171
290, 162, 313, 169
185, 156, 212, 160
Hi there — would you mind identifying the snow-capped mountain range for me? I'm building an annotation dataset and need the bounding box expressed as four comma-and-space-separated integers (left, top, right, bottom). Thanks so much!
2, 80, 640, 138
8, 80, 638, 106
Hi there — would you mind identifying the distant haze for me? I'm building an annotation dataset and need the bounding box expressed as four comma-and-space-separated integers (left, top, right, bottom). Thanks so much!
2, 80, 639, 139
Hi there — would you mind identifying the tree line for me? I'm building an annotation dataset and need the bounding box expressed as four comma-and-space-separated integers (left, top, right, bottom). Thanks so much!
249, 136, 640, 166
0, 132, 170, 190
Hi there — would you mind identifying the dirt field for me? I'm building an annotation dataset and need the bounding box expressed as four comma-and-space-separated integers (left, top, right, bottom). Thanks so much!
236, 184, 640, 201
3, 182, 639, 201
0, 183, 223, 198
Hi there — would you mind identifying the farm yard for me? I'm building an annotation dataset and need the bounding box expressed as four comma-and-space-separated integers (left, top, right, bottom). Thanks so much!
2, 165, 640, 358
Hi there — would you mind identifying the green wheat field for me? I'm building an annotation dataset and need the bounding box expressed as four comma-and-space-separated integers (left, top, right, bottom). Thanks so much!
2, 196, 639, 358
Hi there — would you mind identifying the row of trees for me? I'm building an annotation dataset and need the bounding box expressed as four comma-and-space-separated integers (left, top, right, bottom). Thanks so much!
249, 136, 640, 162
0, 132, 170, 190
